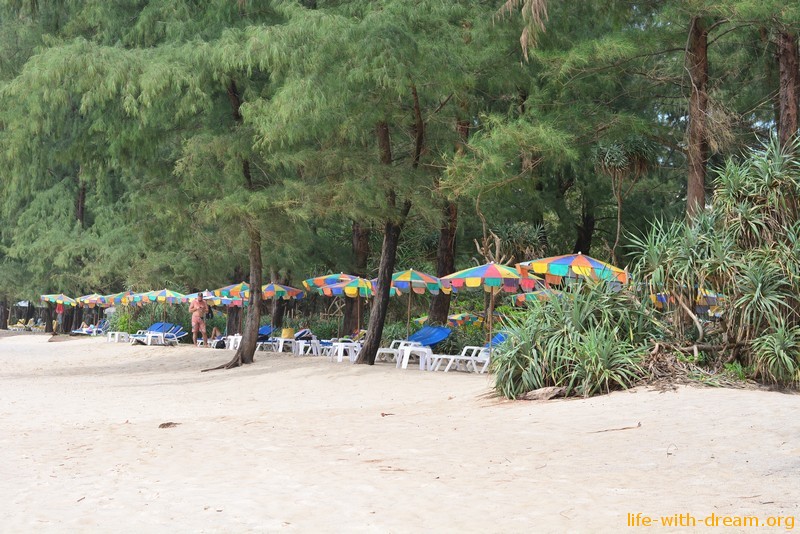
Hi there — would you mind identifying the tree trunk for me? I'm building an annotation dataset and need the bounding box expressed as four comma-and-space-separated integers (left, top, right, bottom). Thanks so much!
226, 306, 241, 335
777, 30, 799, 149
75, 175, 86, 227
343, 221, 370, 335
429, 201, 457, 323
0, 298, 7, 330
270, 269, 293, 328
429, 117, 467, 323
573, 194, 596, 254
686, 16, 709, 219
232, 224, 262, 366
357, 215, 408, 365
70, 307, 83, 332
357, 121, 411, 364
43, 303, 53, 333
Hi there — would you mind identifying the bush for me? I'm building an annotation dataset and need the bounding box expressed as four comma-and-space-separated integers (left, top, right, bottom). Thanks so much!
751, 319, 800, 384
491, 282, 655, 399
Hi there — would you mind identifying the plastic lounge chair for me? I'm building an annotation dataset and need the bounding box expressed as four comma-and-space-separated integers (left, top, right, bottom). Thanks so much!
129, 322, 172, 345
386, 326, 452, 369
255, 325, 275, 351
432, 332, 508, 373
376, 325, 446, 363
163, 325, 188, 346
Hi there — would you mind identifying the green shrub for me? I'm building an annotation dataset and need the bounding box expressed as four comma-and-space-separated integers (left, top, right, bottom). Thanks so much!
492, 282, 655, 399
751, 319, 800, 384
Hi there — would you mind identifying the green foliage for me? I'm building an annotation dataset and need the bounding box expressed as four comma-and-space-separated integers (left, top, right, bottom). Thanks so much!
751, 320, 800, 385
630, 135, 800, 385
492, 283, 654, 399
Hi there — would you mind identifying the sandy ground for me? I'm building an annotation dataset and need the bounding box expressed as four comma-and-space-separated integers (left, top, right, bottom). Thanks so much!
0, 333, 798, 533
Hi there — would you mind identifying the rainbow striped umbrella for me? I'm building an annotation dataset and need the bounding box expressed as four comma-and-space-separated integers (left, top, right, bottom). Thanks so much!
40, 294, 76, 306
442, 262, 539, 341
316, 277, 373, 298
515, 289, 563, 305
76, 293, 106, 308
139, 288, 185, 304
390, 269, 448, 295
517, 252, 628, 285
442, 262, 537, 293
212, 282, 250, 299
303, 273, 357, 291
262, 283, 304, 300
100, 290, 135, 306
390, 269, 448, 337
447, 312, 483, 327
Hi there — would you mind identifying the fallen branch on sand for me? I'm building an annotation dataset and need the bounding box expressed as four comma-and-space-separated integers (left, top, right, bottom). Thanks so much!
589, 422, 641, 433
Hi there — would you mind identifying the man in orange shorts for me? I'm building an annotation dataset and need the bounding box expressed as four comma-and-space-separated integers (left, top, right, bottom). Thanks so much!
189, 293, 209, 347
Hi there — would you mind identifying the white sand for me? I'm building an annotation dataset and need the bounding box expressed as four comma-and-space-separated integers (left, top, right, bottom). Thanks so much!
0, 333, 798, 532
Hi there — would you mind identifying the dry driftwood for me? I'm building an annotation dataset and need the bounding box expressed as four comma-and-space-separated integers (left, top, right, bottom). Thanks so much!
519, 386, 567, 401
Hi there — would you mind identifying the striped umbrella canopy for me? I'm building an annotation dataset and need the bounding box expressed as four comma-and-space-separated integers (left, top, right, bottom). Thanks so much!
389, 269, 448, 337
183, 290, 244, 307
303, 273, 357, 291
262, 283, 304, 300
139, 288, 186, 304
76, 293, 106, 308
390, 269, 448, 295
40, 294, 77, 306
315, 277, 372, 333
515, 289, 563, 305
315, 277, 373, 298
447, 312, 483, 327
517, 252, 628, 285
442, 262, 539, 340
100, 290, 135, 306
442, 262, 538, 293
212, 282, 250, 299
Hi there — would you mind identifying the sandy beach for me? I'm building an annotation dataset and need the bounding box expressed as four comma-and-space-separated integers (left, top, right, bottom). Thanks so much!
0, 333, 797, 532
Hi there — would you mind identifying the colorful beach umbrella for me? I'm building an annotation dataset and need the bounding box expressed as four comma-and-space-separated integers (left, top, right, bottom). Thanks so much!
76, 293, 106, 308
40, 294, 77, 306
313, 277, 373, 333
517, 252, 628, 285
100, 290, 135, 306
390, 269, 447, 295
447, 312, 483, 327
442, 262, 538, 293
316, 278, 373, 298
212, 282, 250, 299
139, 288, 186, 304
302, 273, 357, 291
514, 289, 563, 305
443, 262, 539, 344
390, 269, 448, 337
262, 283, 304, 300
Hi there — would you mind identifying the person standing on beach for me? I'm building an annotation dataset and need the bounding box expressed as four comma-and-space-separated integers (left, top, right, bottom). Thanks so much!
189, 294, 209, 347
55, 302, 64, 334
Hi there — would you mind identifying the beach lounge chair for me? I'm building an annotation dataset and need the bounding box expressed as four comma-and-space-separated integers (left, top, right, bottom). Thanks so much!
162, 325, 188, 346
431, 332, 508, 373
71, 319, 109, 336
8, 318, 26, 331
375, 325, 451, 363
129, 322, 172, 345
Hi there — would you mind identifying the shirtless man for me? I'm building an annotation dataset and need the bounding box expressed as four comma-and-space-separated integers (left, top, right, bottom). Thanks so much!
189, 294, 209, 347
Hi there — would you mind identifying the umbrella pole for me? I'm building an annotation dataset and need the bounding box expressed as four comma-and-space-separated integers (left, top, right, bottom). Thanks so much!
488, 290, 495, 345
357, 296, 360, 334
406, 291, 411, 338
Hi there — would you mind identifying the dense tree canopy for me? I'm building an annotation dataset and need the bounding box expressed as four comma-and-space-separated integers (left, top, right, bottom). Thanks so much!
0, 1, 797, 364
